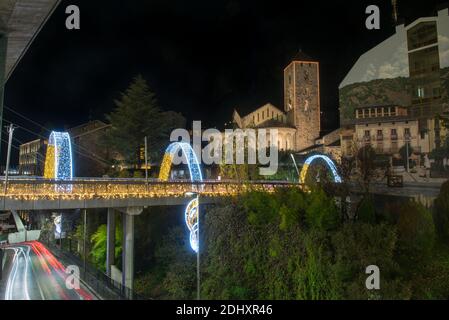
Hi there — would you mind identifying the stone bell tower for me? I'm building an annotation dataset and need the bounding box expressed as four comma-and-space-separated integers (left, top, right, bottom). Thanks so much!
284, 50, 321, 151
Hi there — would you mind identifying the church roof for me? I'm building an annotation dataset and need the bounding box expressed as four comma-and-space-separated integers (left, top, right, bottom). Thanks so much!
255, 118, 296, 129
292, 49, 316, 62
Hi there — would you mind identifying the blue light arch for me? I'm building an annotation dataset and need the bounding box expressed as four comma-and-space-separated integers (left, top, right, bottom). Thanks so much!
159, 142, 203, 183
299, 154, 342, 184
159, 142, 203, 253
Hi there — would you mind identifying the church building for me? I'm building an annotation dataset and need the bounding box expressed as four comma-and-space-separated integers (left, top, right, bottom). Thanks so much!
232, 51, 322, 152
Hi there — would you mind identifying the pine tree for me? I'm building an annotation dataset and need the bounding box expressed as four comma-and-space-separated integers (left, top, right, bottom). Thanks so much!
105, 75, 185, 167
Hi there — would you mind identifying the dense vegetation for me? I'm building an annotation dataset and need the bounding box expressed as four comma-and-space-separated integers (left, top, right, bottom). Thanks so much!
131, 183, 449, 300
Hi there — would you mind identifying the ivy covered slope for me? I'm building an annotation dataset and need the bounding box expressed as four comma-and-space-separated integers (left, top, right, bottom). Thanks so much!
134, 184, 449, 300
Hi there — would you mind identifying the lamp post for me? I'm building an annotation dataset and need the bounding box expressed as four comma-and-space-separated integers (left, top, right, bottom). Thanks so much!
144, 136, 149, 184
4, 124, 17, 195
185, 191, 200, 300
290, 154, 300, 182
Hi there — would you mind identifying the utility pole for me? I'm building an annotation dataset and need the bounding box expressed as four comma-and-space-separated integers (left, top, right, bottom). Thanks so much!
406, 141, 410, 172
197, 194, 200, 301
4, 123, 17, 194
83, 209, 87, 276
144, 136, 149, 184
0, 247, 3, 281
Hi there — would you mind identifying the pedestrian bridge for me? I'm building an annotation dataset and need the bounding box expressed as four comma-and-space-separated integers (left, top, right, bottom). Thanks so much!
0, 179, 300, 211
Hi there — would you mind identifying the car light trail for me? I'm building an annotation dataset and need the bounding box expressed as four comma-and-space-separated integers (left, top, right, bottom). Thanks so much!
4, 246, 31, 300
2, 242, 93, 300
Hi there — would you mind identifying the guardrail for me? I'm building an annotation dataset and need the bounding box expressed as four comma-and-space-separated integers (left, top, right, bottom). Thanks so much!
49, 243, 145, 300
0, 179, 301, 200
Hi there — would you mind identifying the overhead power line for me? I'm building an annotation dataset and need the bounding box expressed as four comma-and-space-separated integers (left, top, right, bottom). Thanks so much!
3, 105, 111, 164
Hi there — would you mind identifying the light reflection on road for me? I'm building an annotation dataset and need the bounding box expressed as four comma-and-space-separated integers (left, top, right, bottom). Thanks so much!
0, 241, 94, 300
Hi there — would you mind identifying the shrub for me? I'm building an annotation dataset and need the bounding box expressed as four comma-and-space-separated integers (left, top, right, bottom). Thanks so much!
305, 188, 340, 231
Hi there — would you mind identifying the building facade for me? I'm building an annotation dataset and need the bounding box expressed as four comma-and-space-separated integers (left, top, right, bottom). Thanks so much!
339, 8, 449, 158
19, 139, 47, 176
233, 51, 321, 152
68, 120, 112, 177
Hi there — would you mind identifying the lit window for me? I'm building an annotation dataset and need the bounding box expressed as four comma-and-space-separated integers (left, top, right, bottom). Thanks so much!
417, 87, 425, 98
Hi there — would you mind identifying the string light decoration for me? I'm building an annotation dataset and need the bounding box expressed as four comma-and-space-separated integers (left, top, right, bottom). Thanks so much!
159, 142, 204, 252
299, 154, 342, 184
43, 132, 74, 191
185, 197, 199, 253
159, 142, 203, 183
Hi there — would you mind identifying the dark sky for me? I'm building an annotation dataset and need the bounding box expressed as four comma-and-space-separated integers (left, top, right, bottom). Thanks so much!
4, 0, 448, 155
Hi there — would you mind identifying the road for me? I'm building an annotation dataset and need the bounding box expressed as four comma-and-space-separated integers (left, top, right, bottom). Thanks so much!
0, 242, 94, 300
369, 181, 443, 198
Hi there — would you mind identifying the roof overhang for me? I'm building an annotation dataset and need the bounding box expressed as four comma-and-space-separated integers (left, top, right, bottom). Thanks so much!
0, 0, 60, 81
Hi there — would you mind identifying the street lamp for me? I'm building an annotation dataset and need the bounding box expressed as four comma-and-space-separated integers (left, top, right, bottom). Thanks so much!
185, 191, 200, 300
4, 124, 17, 195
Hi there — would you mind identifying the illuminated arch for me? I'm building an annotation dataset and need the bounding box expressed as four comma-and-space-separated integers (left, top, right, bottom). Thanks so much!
185, 197, 199, 253
158, 142, 203, 182
44, 131, 74, 181
159, 142, 203, 253
299, 154, 342, 184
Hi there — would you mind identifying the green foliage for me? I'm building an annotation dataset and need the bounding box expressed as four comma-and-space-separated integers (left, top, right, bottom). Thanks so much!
104, 75, 185, 166
357, 195, 376, 224
133, 170, 144, 178
295, 232, 341, 300
90, 221, 122, 272
118, 170, 131, 178
332, 223, 410, 299
132, 186, 449, 300
434, 181, 449, 241
305, 188, 339, 231
242, 191, 279, 226
389, 201, 435, 258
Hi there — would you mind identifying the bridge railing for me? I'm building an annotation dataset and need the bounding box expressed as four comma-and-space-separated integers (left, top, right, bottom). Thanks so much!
1, 179, 301, 199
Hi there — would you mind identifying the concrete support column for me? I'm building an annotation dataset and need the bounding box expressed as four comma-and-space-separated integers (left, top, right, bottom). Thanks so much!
119, 207, 143, 295
106, 208, 115, 277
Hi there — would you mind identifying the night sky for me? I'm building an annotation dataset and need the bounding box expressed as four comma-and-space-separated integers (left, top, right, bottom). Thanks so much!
4, 0, 448, 157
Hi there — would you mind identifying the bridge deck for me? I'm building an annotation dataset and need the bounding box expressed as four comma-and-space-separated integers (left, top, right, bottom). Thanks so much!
0, 179, 300, 211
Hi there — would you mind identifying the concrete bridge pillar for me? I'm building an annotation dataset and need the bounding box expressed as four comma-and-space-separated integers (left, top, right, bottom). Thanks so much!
117, 207, 143, 295
106, 208, 115, 277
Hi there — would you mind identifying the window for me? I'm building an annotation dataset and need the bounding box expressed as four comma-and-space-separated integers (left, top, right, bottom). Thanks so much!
391, 129, 398, 140
417, 87, 425, 98
404, 128, 411, 140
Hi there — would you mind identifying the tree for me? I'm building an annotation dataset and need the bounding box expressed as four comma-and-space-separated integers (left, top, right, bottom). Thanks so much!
356, 195, 376, 224
356, 145, 378, 191
388, 201, 435, 259
305, 187, 340, 231
90, 220, 122, 272
399, 143, 414, 169
434, 181, 449, 241
105, 75, 185, 168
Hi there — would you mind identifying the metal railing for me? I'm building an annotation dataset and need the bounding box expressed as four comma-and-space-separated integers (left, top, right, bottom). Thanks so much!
49, 244, 145, 300
1, 179, 300, 200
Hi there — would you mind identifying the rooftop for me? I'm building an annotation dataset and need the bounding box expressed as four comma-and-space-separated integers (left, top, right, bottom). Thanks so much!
0, 0, 60, 80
